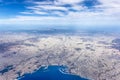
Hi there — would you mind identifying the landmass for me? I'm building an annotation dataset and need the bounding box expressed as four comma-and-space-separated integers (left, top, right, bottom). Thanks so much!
0, 30, 120, 80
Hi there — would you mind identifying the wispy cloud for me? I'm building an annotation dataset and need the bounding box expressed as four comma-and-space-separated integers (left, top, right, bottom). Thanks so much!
20, 0, 93, 16
0, 0, 120, 26
19, 0, 120, 17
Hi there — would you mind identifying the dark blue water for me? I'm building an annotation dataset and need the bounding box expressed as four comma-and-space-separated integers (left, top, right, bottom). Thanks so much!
18, 65, 88, 80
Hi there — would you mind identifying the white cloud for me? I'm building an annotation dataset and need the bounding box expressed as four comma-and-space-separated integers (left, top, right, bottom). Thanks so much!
55, 0, 83, 4
22, 0, 120, 17
23, 0, 83, 15
33, 5, 68, 11
96, 0, 120, 15
0, 0, 120, 27
1, 10, 119, 27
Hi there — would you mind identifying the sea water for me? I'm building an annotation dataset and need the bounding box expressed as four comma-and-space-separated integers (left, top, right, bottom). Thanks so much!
18, 65, 88, 80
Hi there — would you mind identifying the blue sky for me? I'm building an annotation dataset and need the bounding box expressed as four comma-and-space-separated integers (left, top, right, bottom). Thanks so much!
0, 0, 120, 27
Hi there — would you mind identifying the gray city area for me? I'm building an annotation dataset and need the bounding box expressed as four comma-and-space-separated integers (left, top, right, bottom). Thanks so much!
0, 30, 120, 80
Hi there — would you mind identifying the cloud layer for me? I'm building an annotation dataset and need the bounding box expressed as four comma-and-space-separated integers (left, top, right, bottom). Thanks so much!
20, 0, 102, 16
0, 0, 120, 27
